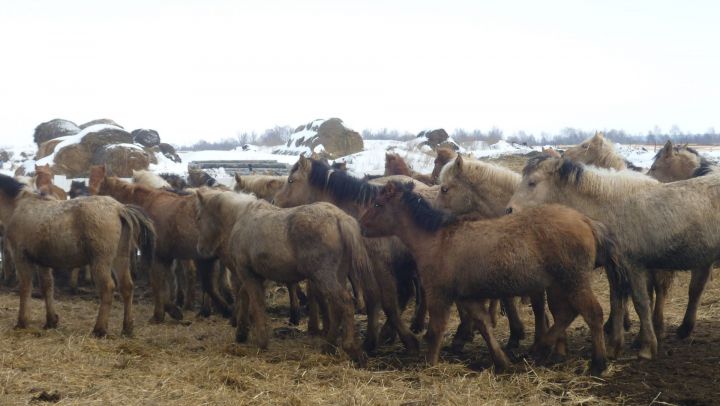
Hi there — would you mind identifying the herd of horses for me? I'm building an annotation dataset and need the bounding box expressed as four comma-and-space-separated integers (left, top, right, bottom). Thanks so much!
0, 132, 717, 378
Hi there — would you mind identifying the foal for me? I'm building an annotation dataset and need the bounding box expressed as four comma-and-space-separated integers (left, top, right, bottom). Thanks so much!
361, 181, 617, 376
34, 164, 67, 200
195, 190, 371, 364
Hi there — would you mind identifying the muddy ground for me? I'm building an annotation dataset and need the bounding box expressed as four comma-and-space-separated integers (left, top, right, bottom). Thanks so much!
0, 270, 718, 405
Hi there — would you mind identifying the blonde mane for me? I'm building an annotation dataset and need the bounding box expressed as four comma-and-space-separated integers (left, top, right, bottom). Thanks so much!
564, 132, 627, 170
440, 157, 521, 193
565, 162, 658, 201
133, 169, 171, 189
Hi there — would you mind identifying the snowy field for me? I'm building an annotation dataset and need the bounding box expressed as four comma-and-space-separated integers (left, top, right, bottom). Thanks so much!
3, 139, 720, 191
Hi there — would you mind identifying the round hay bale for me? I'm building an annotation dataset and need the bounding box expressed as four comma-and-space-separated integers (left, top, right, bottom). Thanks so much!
92, 145, 152, 177
131, 129, 161, 147
33, 119, 80, 147
79, 119, 123, 129
159, 143, 181, 163
314, 118, 363, 159
53, 143, 93, 178
81, 127, 133, 152
35, 138, 64, 160
0, 149, 11, 162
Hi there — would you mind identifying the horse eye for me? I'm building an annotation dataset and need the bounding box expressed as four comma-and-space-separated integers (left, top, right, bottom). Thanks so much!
374, 203, 382, 208
441, 187, 448, 194
288, 179, 294, 184
528, 181, 537, 187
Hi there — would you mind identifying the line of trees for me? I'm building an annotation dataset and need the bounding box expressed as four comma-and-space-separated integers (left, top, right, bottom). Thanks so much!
178, 125, 719, 151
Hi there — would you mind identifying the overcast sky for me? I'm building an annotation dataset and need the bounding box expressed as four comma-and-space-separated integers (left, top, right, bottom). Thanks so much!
1, 0, 718, 146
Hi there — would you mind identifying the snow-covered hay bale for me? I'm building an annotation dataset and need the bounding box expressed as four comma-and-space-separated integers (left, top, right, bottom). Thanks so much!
92, 144, 153, 177
132, 129, 161, 147
33, 119, 81, 148
286, 118, 363, 159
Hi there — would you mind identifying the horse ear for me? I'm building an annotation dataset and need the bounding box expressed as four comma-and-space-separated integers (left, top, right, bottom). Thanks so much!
234, 173, 243, 185
682, 143, 689, 149
196, 191, 206, 208
298, 154, 308, 169
454, 154, 464, 172
662, 140, 674, 156
592, 132, 604, 144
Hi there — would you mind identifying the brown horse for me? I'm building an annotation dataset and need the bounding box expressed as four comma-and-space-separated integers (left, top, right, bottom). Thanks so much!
233, 173, 286, 202
0, 174, 155, 336
68, 180, 90, 198
431, 147, 457, 182
89, 165, 232, 322
195, 189, 371, 364
274, 156, 424, 353
361, 181, 616, 375
508, 156, 720, 360
34, 164, 67, 200
385, 153, 435, 186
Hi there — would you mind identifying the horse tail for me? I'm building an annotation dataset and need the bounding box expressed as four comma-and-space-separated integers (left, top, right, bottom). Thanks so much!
587, 218, 627, 289
119, 204, 156, 270
336, 214, 377, 304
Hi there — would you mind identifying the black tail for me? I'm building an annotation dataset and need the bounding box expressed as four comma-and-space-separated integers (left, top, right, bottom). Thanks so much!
119, 204, 156, 271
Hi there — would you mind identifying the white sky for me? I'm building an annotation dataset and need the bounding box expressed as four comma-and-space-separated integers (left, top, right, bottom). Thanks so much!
0, 0, 718, 146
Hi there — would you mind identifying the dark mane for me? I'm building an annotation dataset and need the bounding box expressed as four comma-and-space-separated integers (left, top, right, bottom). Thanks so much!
307, 159, 379, 205
624, 160, 642, 172
69, 180, 90, 199
0, 174, 26, 198
558, 158, 584, 182
693, 159, 714, 177
394, 181, 455, 232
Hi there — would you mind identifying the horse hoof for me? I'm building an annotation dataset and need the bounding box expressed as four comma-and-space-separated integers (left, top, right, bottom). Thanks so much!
164, 304, 184, 321
44, 314, 59, 329
149, 315, 164, 324
630, 337, 641, 350
321, 343, 337, 355
379, 325, 397, 345
589, 358, 608, 377
352, 351, 368, 368
288, 313, 301, 326
505, 338, 521, 350
547, 353, 567, 365
676, 323, 693, 339
197, 308, 211, 318
14, 322, 28, 330
410, 321, 425, 334
623, 314, 632, 332
450, 341, 466, 355
121, 328, 134, 337
235, 330, 249, 343
92, 328, 108, 338
638, 347, 655, 361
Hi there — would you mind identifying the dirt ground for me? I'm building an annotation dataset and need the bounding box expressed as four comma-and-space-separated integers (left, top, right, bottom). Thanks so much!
0, 270, 718, 406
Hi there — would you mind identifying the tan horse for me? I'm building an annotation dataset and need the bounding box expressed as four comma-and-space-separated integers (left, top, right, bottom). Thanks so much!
133, 169, 171, 189
34, 164, 67, 200
648, 140, 715, 182
361, 181, 617, 376
563, 132, 632, 171
195, 189, 371, 365
233, 173, 286, 202
89, 165, 232, 322
508, 156, 720, 360
274, 156, 423, 353
0, 174, 155, 336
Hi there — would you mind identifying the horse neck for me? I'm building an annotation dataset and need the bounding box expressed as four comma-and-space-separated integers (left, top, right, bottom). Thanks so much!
557, 170, 656, 216
467, 171, 519, 217
104, 179, 153, 205
386, 204, 440, 259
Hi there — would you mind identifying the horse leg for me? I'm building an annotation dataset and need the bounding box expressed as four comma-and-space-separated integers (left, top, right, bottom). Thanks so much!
488, 299, 500, 327
287, 283, 301, 326
318, 273, 366, 366
677, 266, 712, 339
306, 281, 321, 336
173, 260, 186, 308
195, 259, 232, 318
532, 287, 577, 365
244, 274, 269, 349
149, 260, 171, 323
605, 269, 627, 359
410, 277, 427, 334
183, 260, 197, 311
651, 270, 674, 341
463, 300, 512, 372
113, 244, 134, 336
235, 287, 251, 343
39, 268, 59, 329
425, 296, 451, 366
569, 284, 608, 376
529, 293, 547, 349
14, 261, 34, 329
451, 301, 474, 353
70, 268, 80, 294
503, 297, 525, 349
91, 264, 115, 337
348, 270, 366, 314
627, 269, 657, 360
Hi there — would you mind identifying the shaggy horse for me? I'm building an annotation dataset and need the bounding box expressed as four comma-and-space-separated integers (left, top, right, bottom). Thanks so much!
648, 140, 715, 182
507, 156, 720, 360
68, 180, 90, 198
34, 164, 67, 200
233, 173, 286, 202
361, 181, 617, 376
563, 132, 641, 171
274, 156, 425, 353
195, 189, 371, 364
431, 147, 457, 182
384, 153, 435, 185
435, 155, 534, 350
89, 165, 232, 322
0, 174, 155, 336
